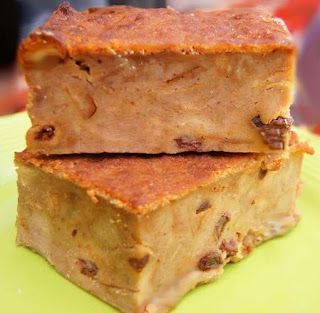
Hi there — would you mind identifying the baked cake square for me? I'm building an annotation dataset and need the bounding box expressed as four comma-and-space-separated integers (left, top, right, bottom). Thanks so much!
20, 3, 295, 154
15, 138, 310, 313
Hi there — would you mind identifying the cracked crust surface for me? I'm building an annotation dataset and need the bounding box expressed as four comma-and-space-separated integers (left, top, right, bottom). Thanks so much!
15, 151, 278, 213
15, 134, 311, 214
19, 3, 294, 61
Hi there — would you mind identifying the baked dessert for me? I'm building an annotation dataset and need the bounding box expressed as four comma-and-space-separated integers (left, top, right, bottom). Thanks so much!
19, 3, 295, 155
15, 137, 311, 313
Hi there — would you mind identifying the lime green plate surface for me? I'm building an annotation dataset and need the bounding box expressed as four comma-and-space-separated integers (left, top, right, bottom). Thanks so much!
1, 112, 319, 313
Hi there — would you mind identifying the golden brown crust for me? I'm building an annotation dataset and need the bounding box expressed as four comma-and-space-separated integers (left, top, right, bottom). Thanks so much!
16, 131, 309, 214
15, 151, 275, 214
19, 2, 295, 64
16, 138, 310, 214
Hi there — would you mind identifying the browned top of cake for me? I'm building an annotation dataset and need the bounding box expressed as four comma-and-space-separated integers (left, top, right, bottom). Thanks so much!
19, 2, 294, 63
16, 150, 285, 214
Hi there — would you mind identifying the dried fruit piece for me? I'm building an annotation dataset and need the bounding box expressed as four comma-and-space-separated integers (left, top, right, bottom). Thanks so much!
214, 212, 231, 239
128, 255, 149, 272
196, 200, 211, 214
198, 251, 223, 271
78, 258, 98, 277
34, 125, 55, 141
258, 168, 268, 180
174, 136, 202, 151
220, 239, 238, 257
252, 116, 293, 150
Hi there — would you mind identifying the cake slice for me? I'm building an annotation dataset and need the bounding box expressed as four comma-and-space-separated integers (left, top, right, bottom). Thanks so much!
15, 137, 311, 313
19, 3, 295, 155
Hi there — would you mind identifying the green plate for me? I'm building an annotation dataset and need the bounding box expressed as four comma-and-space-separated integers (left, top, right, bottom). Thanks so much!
1, 112, 319, 313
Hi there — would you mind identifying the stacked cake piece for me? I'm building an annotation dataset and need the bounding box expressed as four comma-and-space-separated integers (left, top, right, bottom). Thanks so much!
16, 3, 312, 313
